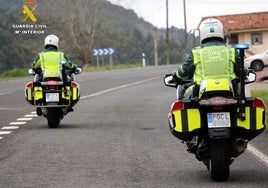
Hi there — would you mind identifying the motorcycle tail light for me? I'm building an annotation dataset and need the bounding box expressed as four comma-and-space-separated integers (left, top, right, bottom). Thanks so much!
71, 81, 78, 88
26, 82, 33, 88
199, 97, 237, 106
48, 85, 56, 90
253, 98, 266, 109
46, 80, 57, 85
212, 106, 223, 110
171, 100, 184, 111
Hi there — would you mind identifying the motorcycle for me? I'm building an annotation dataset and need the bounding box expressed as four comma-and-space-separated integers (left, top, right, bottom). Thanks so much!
164, 44, 266, 181
25, 63, 82, 128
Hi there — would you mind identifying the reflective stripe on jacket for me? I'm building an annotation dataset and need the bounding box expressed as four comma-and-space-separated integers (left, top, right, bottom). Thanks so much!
39, 51, 63, 78
192, 45, 236, 84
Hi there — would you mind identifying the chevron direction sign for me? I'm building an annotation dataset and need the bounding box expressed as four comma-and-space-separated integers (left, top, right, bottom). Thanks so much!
92, 48, 115, 56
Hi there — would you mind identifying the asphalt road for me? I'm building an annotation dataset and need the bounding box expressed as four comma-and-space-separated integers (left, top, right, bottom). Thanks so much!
0, 65, 268, 188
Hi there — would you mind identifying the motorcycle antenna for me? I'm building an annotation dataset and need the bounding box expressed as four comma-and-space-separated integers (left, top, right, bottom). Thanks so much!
234, 43, 249, 121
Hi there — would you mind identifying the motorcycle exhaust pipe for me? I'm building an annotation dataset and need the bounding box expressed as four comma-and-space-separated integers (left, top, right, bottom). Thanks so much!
233, 138, 248, 157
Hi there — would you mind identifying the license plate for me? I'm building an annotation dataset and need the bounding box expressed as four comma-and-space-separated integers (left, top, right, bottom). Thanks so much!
46, 93, 59, 102
207, 112, 231, 128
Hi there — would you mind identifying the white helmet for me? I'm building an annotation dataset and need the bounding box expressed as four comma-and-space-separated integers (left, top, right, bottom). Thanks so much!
44, 34, 59, 49
199, 18, 224, 44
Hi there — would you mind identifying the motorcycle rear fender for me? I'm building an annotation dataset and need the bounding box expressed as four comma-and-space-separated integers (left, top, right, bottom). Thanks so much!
208, 127, 231, 139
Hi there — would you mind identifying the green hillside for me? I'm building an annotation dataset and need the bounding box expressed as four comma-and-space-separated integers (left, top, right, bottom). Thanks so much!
0, 0, 191, 73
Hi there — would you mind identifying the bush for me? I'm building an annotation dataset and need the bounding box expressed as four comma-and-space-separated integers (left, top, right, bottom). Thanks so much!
0, 68, 29, 78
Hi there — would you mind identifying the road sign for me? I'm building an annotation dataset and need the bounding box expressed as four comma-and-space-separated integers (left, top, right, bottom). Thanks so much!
98, 49, 104, 56
92, 48, 115, 56
108, 48, 115, 55
92, 49, 99, 56
103, 48, 109, 55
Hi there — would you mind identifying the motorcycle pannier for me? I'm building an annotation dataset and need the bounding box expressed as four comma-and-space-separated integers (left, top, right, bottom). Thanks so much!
236, 97, 266, 140
25, 81, 80, 106
168, 100, 202, 141
25, 82, 43, 105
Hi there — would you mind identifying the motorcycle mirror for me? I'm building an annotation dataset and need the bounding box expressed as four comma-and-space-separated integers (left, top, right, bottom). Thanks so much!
245, 71, 256, 84
75, 67, 82, 74
28, 68, 35, 75
164, 75, 177, 88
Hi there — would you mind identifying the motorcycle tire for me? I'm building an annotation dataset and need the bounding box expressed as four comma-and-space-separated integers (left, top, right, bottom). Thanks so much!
208, 139, 230, 182
47, 108, 61, 128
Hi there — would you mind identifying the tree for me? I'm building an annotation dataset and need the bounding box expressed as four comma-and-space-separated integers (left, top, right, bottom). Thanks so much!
42, 0, 99, 68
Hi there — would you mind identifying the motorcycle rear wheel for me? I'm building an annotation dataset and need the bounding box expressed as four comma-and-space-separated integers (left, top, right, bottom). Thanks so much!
47, 108, 61, 128
208, 139, 230, 182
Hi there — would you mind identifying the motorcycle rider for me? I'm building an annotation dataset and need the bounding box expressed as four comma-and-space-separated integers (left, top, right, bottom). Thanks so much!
31, 34, 80, 115
171, 18, 243, 153
31, 34, 78, 82
173, 18, 240, 99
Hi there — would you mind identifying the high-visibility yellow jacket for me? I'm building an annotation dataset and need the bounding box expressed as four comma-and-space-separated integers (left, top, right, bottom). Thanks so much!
176, 41, 239, 84
32, 48, 75, 79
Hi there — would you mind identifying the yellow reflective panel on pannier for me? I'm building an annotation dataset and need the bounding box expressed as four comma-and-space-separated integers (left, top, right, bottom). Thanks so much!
256, 107, 265, 130
237, 106, 265, 130
34, 86, 43, 100
72, 88, 78, 100
26, 88, 32, 101
173, 109, 201, 133
62, 86, 71, 100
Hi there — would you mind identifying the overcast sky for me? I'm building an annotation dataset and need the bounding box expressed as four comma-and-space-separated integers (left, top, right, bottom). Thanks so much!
107, 0, 268, 31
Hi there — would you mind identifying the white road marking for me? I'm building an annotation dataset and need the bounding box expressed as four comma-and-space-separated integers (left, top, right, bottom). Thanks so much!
247, 144, 268, 166
17, 117, 33, 121
0, 113, 37, 140
0, 78, 159, 141
0, 93, 9, 96
0, 107, 24, 111
81, 77, 160, 100
25, 114, 37, 117
3, 77, 268, 169
1, 126, 19, 130
9, 122, 26, 125
0, 131, 12, 135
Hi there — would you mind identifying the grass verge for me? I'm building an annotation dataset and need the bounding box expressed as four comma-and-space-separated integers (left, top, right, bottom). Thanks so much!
83, 63, 142, 72
0, 63, 142, 78
0, 68, 29, 78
